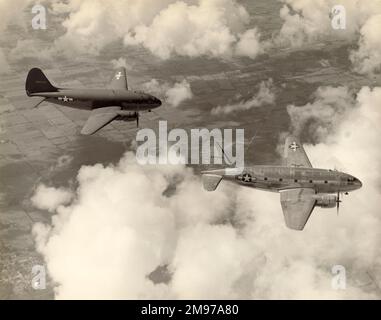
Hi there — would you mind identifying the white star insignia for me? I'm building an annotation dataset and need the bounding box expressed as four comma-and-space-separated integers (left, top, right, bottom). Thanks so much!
58, 96, 73, 102
242, 173, 252, 182
289, 142, 299, 152
115, 71, 123, 80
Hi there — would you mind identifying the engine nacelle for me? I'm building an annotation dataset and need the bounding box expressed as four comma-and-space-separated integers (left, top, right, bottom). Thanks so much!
116, 112, 138, 122
315, 194, 337, 208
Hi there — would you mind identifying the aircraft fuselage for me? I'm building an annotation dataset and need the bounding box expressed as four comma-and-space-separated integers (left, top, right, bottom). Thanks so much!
30, 89, 161, 111
203, 165, 362, 194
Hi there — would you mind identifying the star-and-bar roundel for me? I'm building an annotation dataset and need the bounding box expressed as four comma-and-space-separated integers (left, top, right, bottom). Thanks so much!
241, 173, 252, 182
58, 96, 73, 102
289, 141, 300, 152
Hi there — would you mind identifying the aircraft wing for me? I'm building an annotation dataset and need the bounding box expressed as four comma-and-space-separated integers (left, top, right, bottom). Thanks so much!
283, 136, 312, 168
109, 67, 128, 90
80, 106, 121, 135
29, 97, 45, 109
280, 188, 316, 230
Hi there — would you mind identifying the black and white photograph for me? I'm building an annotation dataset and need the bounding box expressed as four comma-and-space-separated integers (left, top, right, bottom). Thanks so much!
0, 0, 381, 304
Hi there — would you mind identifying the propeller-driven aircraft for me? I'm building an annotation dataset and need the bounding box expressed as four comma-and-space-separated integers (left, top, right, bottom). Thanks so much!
25, 67, 161, 135
202, 136, 362, 230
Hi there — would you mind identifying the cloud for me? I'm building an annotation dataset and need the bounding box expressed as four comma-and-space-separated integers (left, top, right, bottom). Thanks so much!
170, 223, 251, 299
31, 184, 73, 213
48, 0, 172, 56
235, 28, 266, 59
350, 14, 381, 75
3, 0, 381, 74
49, 0, 265, 60
110, 57, 131, 70
0, 0, 32, 33
0, 0, 34, 70
142, 78, 193, 107
211, 79, 275, 115
276, 0, 381, 74
276, 0, 377, 46
301, 86, 381, 178
141, 79, 164, 96
0, 0, 265, 64
276, 0, 332, 48
42, 0, 381, 74
165, 80, 193, 107
286, 86, 355, 139
32, 155, 233, 299
124, 0, 262, 60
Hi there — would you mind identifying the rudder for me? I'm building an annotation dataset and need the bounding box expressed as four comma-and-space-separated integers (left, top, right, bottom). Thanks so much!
26, 68, 57, 96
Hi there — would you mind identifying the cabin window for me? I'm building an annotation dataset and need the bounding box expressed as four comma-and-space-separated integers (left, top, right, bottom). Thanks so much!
324, 180, 328, 183
279, 178, 283, 182
294, 179, 298, 182
264, 177, 268, 181
309, 180, 313, 183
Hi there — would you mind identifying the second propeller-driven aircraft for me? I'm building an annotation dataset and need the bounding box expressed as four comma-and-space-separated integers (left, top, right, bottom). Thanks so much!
26, 67, 161, 135
202, 137, 362, 230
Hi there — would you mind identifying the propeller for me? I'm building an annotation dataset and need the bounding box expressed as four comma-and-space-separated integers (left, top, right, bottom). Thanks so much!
336, 191, 342, 215
136, 112, 139, 128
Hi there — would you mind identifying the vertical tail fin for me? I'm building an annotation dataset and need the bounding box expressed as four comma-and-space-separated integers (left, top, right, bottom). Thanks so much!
26, 68, 57, 96
215, 141, 233, 165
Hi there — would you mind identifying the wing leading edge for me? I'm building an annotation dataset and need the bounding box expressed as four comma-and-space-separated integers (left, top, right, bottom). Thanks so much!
280, 188, 316, 230
81, 106, 121, 135
283, 136, 312, 168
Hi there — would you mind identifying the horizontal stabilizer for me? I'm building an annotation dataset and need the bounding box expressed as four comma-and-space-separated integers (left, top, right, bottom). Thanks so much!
28, 97, 45, 109
202, 174, 222, 191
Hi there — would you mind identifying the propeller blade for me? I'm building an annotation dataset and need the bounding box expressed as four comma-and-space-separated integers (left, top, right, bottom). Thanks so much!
136, 112, 139, 128
336, 191, 340, 216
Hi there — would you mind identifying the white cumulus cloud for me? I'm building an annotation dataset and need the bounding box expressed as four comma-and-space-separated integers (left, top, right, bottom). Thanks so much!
49, 0, 265, 60
276, 0, 381, 75
31, 184, 73, 213
286, 86, 355, 139
211, 78, 275, 115
350, 14, 381, 75
142, 78, 193, 107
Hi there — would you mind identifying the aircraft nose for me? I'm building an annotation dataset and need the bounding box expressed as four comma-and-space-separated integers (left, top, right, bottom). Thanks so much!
148, 95, 161, 107
357, 179, 363, 189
